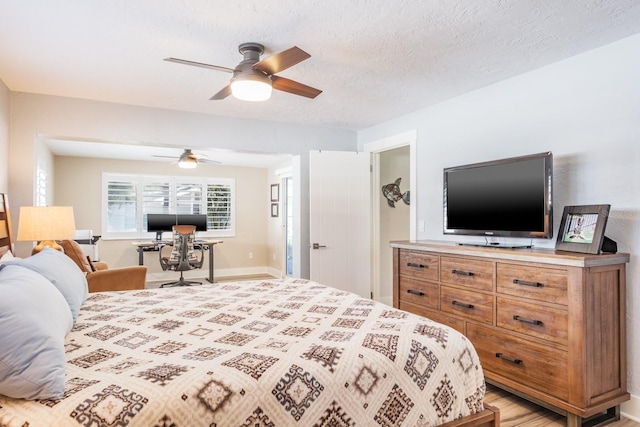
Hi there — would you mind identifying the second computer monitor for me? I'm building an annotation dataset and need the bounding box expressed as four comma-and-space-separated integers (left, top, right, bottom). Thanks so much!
177, 214, 207, 231
147, 213, 207, 240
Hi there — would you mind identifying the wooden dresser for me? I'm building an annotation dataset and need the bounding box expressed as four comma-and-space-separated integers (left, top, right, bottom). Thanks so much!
391, 240, 629, 426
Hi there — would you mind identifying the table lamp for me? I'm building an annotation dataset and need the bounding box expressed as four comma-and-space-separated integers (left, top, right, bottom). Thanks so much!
17, 206, 76, 253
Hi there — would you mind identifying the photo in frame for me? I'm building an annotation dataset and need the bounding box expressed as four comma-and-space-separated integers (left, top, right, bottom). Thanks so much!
555, 204, 610, 254
270, 184, 279, 202
271, 203, 279, 218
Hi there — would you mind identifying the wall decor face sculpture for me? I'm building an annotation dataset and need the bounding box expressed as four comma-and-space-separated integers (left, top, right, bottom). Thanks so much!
382, 178, 410, 208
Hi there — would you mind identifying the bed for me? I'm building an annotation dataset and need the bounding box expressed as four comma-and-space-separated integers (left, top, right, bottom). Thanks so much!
0, 194, 498, 426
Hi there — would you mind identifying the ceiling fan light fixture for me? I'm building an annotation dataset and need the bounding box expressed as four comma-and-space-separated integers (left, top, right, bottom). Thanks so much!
178, 151, 198, 168
231, 73, 272, 102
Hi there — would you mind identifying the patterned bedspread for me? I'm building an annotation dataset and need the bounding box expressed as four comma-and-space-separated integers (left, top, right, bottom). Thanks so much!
0, 278, 486, 426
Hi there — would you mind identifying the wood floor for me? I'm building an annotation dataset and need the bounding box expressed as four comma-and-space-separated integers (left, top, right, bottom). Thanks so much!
485, 385, 639, 427
146, 273, 278, 288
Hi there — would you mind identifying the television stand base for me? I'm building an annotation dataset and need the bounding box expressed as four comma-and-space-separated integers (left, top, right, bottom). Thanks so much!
456, 242, 533, 249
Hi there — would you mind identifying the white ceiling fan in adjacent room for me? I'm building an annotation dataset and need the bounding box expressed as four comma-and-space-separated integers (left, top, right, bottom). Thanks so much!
152, 148, 221, 168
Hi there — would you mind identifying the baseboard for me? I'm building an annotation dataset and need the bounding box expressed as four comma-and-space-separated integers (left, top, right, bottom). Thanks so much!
621, 393, 640, 422
265, 266, 283, 278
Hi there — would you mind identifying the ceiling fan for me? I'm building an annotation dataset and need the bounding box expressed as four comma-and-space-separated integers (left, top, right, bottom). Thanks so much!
164, 43, 322, 102
153, 149, 220, 169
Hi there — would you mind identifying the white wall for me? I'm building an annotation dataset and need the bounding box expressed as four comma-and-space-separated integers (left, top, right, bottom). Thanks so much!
8, 93, 357, 277
358, 33, 640, 412
0, 78, 9, 193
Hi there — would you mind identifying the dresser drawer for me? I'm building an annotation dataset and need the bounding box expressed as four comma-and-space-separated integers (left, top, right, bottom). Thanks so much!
399, 250, 439, 281
467, 323, 568, 401
399, 278, 439, 310
497, 263, 568, 305
496, 297, 568, 346
399, 301, 465, 335
440, 286, 493, 325
441, 256, 493, 291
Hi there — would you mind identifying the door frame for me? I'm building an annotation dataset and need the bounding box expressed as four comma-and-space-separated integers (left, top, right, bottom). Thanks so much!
364, 130, 417, 303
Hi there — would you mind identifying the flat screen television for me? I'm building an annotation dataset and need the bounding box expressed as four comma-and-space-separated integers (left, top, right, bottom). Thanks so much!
147, 213, 207, 240
443, 152, 553, 244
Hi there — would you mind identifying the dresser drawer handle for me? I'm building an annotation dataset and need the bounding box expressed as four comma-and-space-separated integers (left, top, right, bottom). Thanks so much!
452, 269, 474, 277
513, 279, 543, 288
496, 352, 522, 365
452, 300, 474, 309
407, 289, 425, 297
513, 315, 543, 326
407, 262, 426, 269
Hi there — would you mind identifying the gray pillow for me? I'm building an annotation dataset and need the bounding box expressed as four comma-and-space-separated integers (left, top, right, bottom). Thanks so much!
0, 265, 73, 399
1, 247, 88, 323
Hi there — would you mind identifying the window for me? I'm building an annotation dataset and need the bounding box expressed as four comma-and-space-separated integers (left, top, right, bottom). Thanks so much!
103, 173, 235, 239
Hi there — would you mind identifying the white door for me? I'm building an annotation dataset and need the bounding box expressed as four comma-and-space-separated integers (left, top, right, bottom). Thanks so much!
309, 150, 371, 298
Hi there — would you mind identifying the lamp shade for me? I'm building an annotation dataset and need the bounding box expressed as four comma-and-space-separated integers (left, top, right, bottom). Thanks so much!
17, 206, 76, 252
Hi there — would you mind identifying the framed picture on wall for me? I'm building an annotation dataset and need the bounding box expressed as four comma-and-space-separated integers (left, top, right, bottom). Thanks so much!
555, 204, 610, 254
271, 203, 279, 217
270, 184, 279, 202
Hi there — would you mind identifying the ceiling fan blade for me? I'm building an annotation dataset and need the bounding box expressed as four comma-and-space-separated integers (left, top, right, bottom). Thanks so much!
164, 57, 235, 73
152, 155, 179, 159
198, 158, 221, 165
210, 85, 232, 100
271, 75, 322, 99
254, 46, 310, 75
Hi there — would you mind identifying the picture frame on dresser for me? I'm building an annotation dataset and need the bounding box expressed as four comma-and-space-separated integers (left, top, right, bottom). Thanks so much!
555, 204, 610, 254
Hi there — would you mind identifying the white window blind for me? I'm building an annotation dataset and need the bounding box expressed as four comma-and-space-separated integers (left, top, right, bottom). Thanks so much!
103, 173, 235, 239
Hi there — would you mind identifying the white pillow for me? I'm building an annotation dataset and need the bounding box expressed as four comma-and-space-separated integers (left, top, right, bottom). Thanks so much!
0, 265, 73, 400
2, 248, 88, 323
0, 250, 17, 264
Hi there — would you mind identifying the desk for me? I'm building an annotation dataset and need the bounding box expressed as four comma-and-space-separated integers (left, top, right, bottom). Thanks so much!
132, 240, 223, 283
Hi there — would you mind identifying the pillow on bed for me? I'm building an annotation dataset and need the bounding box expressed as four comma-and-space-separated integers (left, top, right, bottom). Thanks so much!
1, 248, 88, 323
0, 265, 73, 400
0, 250, 18, 264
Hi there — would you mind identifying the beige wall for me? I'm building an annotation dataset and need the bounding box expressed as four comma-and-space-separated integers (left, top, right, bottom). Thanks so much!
0, 79, 9, 193
54, 156, 271, 278
8, 93, 356, 277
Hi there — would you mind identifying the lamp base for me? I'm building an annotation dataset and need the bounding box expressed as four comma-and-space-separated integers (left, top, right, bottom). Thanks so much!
32, 240, 64, 254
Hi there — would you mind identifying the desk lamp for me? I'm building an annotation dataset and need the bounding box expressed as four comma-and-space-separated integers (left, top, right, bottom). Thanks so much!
17, 206, 76, 253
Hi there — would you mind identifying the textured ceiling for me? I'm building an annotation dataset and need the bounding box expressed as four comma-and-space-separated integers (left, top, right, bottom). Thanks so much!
1, 0, 640, 131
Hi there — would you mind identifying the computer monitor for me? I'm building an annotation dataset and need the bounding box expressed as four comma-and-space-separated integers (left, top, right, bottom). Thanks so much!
146, 213, 208, 240
146, 214, 177, 241
177, 214, 207, 231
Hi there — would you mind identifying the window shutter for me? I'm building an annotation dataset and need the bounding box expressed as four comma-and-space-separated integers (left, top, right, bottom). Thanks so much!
103, 173, 235, 238
106, 180, 137, 232
176, 183, 203, 215
207, 183, 232, 230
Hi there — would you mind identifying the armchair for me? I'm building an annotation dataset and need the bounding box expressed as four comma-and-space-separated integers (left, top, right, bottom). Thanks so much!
58, 239, 147, 292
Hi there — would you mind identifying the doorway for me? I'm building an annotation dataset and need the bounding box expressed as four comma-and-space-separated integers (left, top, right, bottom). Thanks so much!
365, 130, 417, 305
377, 147, 411, 304
284, 176, 294, 276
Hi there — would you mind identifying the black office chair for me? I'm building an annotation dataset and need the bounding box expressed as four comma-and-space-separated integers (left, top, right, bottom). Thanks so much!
159, 225, 204, 287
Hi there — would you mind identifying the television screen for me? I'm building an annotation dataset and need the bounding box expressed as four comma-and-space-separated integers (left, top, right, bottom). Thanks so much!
443, 152, 552, 239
